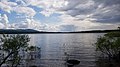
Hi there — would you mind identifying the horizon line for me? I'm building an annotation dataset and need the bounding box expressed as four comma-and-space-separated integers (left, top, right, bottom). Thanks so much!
0, 29, 119, 34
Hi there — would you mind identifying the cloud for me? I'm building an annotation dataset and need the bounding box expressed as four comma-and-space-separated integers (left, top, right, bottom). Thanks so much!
1, 0, 17, 6
0, 0, 17, 13
0, 0, 120, 30
10, 18, 42, 29
44, 24, 60, 31
57, 0, 120, 23
91, 4, 120, 23
8, 18, 39, 29
93, 0, 120, 6
37, 0, 68, 17
0, 13, 59, 31
9, 22, 27, 29
0, 14, 9, 28
0, 0, 36, 18
89, 24, 119, 30
0, 23, 4, 28
0, 2, 12, 13
40, 9, 55, 17
8, 18, 59, 31
59, 14, 99, 29
13, 6, 36, 18
59, 24, 77, 31
58, 14, 119, 31
9, 0, 119, 23
1, 14, 9, 23
16, 0, 68, 17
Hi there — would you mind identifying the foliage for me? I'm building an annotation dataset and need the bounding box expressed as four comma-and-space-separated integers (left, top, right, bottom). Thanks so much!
27, 46, 40, 51
95, 32, 120, 59
0, 34, 30, 67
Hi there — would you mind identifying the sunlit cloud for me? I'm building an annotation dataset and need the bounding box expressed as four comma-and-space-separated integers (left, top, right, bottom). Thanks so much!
13, 6, 36, 18
0, 0, 120, 31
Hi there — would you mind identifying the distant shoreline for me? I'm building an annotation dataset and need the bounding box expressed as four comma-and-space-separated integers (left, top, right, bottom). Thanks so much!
0, 29, 119, 34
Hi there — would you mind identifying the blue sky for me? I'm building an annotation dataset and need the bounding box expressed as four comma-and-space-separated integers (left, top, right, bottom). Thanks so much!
0, 0, 120, 31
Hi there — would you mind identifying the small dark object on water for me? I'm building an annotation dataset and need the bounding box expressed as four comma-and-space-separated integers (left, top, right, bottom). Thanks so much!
67, 59, 80, 67
29, 66, 37, 67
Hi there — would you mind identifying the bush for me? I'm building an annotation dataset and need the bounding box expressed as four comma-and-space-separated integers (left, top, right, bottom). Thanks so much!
0, 34, 30, 67
95, 32, 120, 60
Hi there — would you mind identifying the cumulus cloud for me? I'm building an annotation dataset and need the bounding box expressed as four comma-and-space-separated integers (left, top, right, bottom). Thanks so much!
0, 23, 4, 28
0, 14, 9, 28
0, 0, 17, 13
0, 0, 120, 31
37, 0, 68, 17
0, 0, 36, 18
0, 13, 59, 31
40, 9, 55, 17
9, 22, 27, 29
1, 14, 9, 23
8, 18, 59, 31
9, 18, 42, 29
13, 6, 36, 18
45, 24, 60, 31
0, 2, 12, 13
16, 0, 68, 17
1, 0, 17, 6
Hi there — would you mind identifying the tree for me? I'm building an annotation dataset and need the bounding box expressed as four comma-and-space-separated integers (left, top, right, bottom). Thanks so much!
27, 46, 40, 51
95, 32, 120, 60
0, 34, 30, 67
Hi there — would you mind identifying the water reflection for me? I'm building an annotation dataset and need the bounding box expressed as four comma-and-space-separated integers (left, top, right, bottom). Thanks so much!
3, 33, 117, 67
28, 33, 103, 67
2, 33, 113, 67
96, 58, 120, 67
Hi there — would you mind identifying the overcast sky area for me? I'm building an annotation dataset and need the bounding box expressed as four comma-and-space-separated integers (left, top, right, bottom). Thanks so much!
0, 0, 120, 31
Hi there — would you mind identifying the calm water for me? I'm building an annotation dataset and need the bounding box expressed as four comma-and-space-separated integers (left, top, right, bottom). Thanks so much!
29, 33, 104, 67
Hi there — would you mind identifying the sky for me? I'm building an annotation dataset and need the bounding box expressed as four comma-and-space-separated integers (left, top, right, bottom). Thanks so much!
0, 0, 120, 31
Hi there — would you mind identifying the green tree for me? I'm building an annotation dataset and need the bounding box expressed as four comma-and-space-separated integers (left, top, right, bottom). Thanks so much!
95, 32, 120, 60
0, 34, 30, 67
27, 46, 40, 51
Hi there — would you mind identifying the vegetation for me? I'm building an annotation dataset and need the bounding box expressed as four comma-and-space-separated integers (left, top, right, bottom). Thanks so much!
27, 46, 40, 51
95, 31, 120, 60
0, 34, 30, 67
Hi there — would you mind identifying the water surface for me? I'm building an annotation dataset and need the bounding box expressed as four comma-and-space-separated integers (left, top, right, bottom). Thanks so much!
29, 33, 103, 67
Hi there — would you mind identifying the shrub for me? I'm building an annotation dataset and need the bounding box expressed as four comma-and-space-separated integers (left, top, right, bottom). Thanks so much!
0, 34, 30, 67
95, 32, 120, 60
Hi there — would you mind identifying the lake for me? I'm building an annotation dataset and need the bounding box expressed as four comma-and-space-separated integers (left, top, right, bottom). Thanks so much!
28, 33, 104, 67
